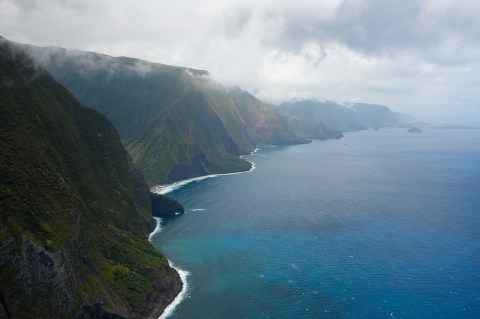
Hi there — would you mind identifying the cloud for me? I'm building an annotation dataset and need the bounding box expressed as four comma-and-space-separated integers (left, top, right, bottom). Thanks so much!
1, 0, 479, 123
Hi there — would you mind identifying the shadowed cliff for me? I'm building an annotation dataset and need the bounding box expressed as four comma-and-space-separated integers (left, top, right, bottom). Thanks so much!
0, 38, 181, 319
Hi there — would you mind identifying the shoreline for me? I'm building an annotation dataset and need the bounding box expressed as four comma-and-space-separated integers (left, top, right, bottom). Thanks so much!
147, 150, 260, 317
151, 150, 258, 195
158, 262, 189, 319
148, 217, 190, 319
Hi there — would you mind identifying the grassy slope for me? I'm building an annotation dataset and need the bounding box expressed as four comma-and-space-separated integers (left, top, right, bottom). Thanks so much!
0, 39, 180, 318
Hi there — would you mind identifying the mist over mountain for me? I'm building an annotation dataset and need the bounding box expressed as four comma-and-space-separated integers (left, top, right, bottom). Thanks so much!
19, 43, 306, 185
0, 38, 180, 318
278, 99, 413, 133
13, 42, 415, 187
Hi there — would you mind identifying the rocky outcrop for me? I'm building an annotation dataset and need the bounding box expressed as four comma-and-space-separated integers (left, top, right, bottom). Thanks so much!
0, 236, 82, 318
151, 193, 185, 217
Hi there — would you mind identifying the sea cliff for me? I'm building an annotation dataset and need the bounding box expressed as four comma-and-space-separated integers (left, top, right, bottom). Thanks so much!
0, 37, 181, 318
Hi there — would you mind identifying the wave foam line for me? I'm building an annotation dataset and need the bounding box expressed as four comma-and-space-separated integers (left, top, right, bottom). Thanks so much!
151, 155, 257, 195
158, 262, 190, 319
148, 217, 162, 242
148, 218, 190, 319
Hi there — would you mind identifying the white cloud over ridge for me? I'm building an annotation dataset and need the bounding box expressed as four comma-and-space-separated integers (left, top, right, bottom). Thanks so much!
1, 0, 479, 123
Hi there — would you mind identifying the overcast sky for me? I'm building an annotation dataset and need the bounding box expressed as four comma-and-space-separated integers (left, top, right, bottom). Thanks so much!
1, 0, 479, 123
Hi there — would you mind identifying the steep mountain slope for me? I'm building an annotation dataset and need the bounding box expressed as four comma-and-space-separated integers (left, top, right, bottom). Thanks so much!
279, 99, 408, 133
19, 44, 304, 185
0, 39, 180, 318
125, 78, 253, 183
228, 87, 304, 144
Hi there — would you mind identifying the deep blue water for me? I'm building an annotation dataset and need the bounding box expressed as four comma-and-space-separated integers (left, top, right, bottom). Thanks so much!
151, 128, 480, 319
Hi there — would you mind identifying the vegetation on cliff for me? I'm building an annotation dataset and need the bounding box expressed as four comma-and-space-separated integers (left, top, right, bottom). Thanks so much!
0, 38, 181, 318
19, 44, 305, 186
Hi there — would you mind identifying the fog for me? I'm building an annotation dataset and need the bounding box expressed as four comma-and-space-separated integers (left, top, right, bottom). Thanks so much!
1, 0, 479, 123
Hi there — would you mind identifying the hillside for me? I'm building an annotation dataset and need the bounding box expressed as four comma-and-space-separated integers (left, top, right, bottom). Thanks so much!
0, 38, 180, 318
19, 44, 305, 185
279, 99, 411, 134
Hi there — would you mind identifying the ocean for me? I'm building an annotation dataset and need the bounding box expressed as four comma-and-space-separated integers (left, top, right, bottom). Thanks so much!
150, 128, 480, 319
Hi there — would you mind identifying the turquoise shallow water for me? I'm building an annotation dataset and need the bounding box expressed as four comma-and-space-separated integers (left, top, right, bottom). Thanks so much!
151, 128, 480, 319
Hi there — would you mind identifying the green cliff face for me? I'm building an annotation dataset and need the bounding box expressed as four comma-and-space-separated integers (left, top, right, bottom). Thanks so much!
0, 39, 181, 318
19, 44, 304, 186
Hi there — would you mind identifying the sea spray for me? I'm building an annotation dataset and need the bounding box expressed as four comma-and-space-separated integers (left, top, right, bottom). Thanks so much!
148, 217, 189, 319
148, 217, 162, 241
158, 262, 190, 319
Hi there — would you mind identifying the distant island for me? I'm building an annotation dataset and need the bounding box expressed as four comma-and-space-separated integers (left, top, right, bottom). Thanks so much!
407, 127, 423, 133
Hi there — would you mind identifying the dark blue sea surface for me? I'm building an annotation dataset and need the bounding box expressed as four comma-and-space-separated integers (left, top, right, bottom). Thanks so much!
151, 128, 480, 319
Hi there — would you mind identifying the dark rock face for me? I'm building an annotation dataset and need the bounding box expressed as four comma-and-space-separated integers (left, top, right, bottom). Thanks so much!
166, 149, 209, 183
0, 237, 79, 318
77, 303, 128, 319
151, 193, 185, 217
0, 299, 8, 319
0, 38, 181, 318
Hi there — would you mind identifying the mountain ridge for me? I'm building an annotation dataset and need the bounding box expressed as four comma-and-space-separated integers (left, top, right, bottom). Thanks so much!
18, 43, 307, 186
